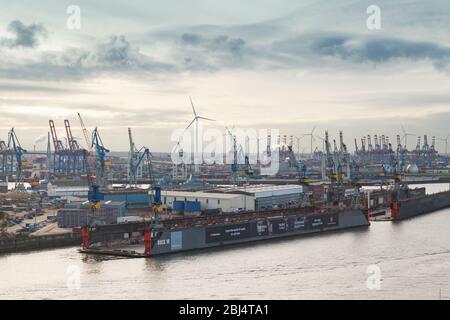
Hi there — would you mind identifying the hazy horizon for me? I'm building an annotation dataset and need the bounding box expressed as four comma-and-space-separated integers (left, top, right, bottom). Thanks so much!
1, 0, 450, 152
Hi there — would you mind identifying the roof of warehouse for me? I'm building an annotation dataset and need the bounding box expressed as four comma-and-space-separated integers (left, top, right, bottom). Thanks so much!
215, 184, 302, 195
161, 190, 250, 199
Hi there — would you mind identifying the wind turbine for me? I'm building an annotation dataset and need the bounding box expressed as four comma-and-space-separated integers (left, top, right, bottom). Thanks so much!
438, 135, 450, 155
185, 96, 215, 172
401, 125, 416, 150
302, 126, 317, 156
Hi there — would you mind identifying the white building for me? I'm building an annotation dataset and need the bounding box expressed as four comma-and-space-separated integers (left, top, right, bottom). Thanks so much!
161, 190, 255, 212
161, 184, 304, 213
217, 184, 303, 211
47, 183, 89, 198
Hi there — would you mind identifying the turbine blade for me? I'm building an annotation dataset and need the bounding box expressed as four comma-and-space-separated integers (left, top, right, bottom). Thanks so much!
198, 116, 215, 121
313, 135, 324, 141
185, 118, 196, 130
189, 96, 197, 117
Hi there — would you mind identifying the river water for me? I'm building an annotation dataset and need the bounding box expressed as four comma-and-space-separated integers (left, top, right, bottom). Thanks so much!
1, 184, 450, 300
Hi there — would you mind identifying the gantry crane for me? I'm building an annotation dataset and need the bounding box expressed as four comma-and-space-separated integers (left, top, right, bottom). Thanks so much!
49, 120, 67, 175
64, 119, 87, 175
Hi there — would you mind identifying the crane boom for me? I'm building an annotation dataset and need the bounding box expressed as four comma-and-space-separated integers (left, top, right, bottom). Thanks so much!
78, 112, 92, 152
64, 119, 75, 151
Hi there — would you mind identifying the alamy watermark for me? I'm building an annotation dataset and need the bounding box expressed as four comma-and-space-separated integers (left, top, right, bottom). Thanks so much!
170, 125, 281, 175
366, 264, 382, 290
366, 5, 381, 30
66, 265, 81, 290
66, 5, 81, 30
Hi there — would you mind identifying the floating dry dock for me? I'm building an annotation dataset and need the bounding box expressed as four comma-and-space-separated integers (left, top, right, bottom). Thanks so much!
79, 206, 370, 258
391, 187, 450, 220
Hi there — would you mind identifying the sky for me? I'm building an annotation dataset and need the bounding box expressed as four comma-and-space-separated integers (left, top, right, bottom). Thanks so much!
1, 0, 450, 152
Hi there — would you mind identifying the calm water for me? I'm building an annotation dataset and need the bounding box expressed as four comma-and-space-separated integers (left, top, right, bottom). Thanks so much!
1, 184, 450, 300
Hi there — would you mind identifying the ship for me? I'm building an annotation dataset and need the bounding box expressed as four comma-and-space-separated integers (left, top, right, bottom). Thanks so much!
390, 185, 450, 220
80, 205, 370, 257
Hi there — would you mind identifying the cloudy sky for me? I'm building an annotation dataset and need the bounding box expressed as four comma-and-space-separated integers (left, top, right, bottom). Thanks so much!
1, 0, 450, 152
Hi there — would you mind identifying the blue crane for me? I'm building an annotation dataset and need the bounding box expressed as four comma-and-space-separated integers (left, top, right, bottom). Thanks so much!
7, 128, 27, 183
82, 149, 104, 209
49, 120, 68, 175
0, 140, 9, 177
91, 127, 110, 180
129, 146, 153, 186
64, 119, 87, 175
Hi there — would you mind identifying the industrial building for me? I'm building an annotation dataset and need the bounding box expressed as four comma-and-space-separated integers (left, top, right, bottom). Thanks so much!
46, 182, 88, 198
161, 184, 304, 213
162, 190, 255, 213
217, 184, 304, 211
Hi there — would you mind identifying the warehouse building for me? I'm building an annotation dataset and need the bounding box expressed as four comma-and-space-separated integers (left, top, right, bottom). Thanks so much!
161, 190, 255, 213
161, 184, 304, 213
215, 184, 303, 211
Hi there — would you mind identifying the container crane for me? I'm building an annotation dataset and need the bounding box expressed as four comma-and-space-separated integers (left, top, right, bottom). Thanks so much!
49, 120, 67, 175
287, 145, 309, 183
8, 128, 27, 188
64, 119, 86, 175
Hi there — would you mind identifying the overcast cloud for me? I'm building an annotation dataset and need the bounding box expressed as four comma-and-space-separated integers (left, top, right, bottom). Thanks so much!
0, 0, 449, 151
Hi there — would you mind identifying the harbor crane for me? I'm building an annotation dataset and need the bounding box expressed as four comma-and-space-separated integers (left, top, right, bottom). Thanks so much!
128, 127, 153, 186
0, 140, 10, 177
91, 127, 110, 182
287, 144, 309, 184
77, 112, 92, 153
81, 149, 104, 250
64, 119, 87, 175
8, 128, 27, 189
49, 120, 67, 175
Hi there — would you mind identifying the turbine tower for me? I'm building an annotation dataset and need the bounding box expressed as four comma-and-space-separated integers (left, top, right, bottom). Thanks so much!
438, 135, 450, 155
302, 126, 317, 156
401, 125, 416, 151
